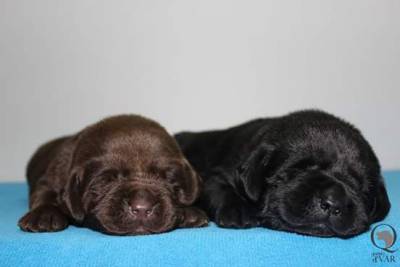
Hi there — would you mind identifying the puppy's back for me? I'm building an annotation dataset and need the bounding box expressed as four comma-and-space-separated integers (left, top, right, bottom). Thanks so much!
26, 136, 70, 190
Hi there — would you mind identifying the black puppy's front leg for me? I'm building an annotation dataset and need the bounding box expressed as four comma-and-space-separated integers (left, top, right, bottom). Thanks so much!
18, 180, 69, 232
200, 172, 260, 228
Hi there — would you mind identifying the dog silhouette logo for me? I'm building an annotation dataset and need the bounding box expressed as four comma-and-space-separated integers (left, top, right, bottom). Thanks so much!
371, 224, 398, 253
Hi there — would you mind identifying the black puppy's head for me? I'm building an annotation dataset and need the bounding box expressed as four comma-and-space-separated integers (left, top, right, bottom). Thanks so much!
63, 159, 200, 235
262, 169, 370, 237
240, 146, 390, 238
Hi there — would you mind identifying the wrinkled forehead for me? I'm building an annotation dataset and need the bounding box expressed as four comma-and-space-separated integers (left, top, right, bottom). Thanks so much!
76, 153, 171, 181
115, 175, 174, 196
72, 135, 167, 170
289, 171, 366, 202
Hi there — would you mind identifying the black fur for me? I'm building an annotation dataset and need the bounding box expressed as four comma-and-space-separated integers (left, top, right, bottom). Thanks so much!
175, 110, 391, 238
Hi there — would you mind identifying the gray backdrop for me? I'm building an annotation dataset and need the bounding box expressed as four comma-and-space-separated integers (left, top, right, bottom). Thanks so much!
1, 0, 400, 181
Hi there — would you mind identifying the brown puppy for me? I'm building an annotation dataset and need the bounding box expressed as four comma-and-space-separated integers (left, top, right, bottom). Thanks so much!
18, 115, 208, 235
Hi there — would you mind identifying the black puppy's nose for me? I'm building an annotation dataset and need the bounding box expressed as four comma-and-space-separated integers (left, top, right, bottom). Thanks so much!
129, 190, 157, 219
319, 184, 346, 216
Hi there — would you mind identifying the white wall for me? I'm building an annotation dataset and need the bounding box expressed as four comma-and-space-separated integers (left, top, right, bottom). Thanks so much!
1, 0, 400, 181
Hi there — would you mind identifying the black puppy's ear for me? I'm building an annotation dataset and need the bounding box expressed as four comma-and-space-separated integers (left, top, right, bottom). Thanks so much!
369, 179, 391, 223
162, 159, 201, 206
238, 144, 275, 202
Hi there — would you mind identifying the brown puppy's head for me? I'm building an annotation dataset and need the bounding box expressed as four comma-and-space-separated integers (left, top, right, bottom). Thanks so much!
63, 158, 200, 235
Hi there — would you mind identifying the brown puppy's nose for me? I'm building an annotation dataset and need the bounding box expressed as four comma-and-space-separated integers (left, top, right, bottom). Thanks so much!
129, 190, 156, 219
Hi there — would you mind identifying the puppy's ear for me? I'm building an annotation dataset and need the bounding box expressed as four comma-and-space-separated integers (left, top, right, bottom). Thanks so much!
162, 159, 201, 206
238, 144, 275, 202
369, 179, 391, 223
63, 160, 102, 223
63, 166, 85, 223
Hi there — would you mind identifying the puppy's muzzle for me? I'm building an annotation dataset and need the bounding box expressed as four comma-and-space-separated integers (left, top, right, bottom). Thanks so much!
128, 189, 160, 220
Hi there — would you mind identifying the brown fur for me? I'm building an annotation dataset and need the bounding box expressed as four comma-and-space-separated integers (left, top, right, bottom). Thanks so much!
18, 115, 208, 235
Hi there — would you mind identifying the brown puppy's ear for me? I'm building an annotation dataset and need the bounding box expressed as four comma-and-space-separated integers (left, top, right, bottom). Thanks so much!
64, 160, 105, 223
238, 144, 275, 202
62, 166, 86, 223
369, 179, 391, 223
162, 159, 201, 206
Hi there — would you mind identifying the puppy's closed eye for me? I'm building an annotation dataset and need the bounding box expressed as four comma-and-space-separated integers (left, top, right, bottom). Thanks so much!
155, 159, 200, 205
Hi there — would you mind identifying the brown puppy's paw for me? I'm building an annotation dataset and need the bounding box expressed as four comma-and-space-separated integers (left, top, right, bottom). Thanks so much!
18, 205, 69, 233
179, 207, 209, 228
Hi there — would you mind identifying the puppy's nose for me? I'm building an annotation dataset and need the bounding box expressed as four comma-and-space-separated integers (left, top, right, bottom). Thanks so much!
130, 200, 154, 218
129, 190, 157, 219
319, 184, 346, 216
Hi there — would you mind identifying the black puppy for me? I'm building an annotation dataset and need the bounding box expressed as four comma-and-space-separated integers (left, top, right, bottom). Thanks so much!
175, 110, 390, 237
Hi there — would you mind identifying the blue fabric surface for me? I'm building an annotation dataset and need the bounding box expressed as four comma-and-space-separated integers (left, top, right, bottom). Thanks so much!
0, 172, 399, 267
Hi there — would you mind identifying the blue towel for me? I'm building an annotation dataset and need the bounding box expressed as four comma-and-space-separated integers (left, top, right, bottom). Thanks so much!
0, 171, 399, 267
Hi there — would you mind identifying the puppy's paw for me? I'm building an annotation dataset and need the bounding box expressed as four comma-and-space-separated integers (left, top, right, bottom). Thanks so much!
179, 207, 209, 228
215, 203, 259, 228
18, 205, 69, 233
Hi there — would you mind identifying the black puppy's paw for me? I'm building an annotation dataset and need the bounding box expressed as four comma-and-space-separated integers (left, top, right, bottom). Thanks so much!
18, 205, 69, 232
179, 207, 209, 228
215, 202, 259, 228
